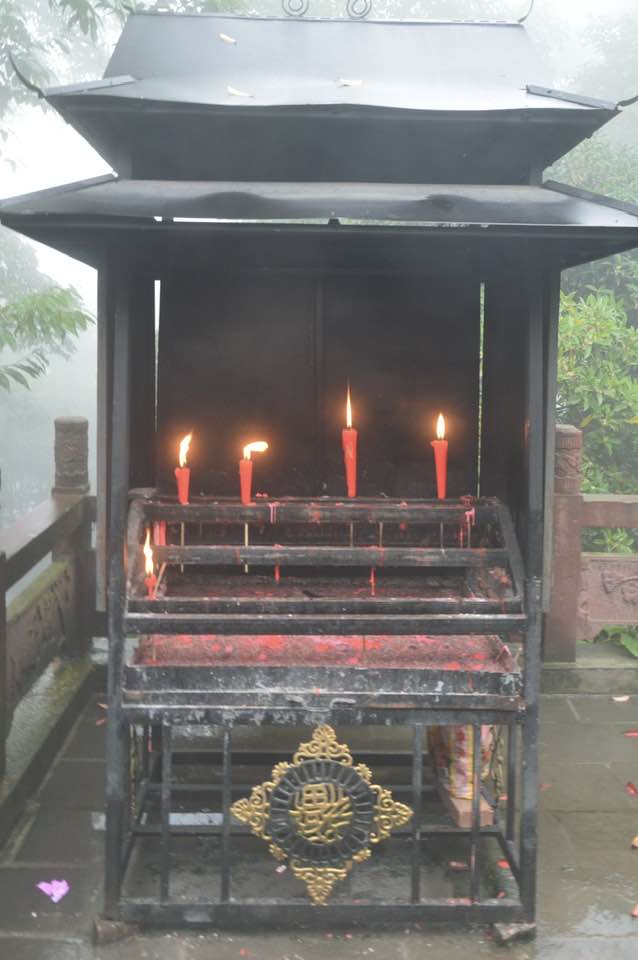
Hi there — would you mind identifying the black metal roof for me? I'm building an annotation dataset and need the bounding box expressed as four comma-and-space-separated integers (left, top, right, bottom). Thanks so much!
42, 13, 618, 182
3, 176, 637, 227
3, 176, 638, 271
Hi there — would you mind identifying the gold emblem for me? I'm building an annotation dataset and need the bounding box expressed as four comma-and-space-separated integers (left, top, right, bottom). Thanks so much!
231, 725, 412, 905
291, 782, 353, 844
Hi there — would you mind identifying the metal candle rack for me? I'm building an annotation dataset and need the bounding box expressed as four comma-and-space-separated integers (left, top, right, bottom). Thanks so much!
111, 494, 532, 926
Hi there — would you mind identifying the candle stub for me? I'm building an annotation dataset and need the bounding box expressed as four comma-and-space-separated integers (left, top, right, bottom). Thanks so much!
240, 441, 269, 504
175, 432, 192, 504
143, 528, 156, 598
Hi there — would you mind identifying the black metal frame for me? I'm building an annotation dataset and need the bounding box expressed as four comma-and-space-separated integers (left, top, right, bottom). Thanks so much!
104, 456, 539, 927
112, 716, 527, 929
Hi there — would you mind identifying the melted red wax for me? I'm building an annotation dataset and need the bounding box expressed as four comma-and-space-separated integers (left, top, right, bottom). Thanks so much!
134, 633, 515, 671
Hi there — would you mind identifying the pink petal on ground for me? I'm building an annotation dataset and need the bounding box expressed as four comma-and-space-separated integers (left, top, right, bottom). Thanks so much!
623, 731, 638, 737
496, 859, 510, 870
36, 879, 69, 904
631, 903, 638, 918
625, 782, 638, 797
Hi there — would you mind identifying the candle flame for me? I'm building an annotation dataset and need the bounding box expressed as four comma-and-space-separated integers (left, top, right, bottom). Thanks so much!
178, 432, 192, 468
436, 413, 446, 440
243, 440, 269, 461
143, 528, 154, 577
346, 382, 353, 429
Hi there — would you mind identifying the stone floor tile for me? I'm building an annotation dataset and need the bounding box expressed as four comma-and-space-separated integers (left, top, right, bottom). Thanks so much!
538, 761, 638, 812
0, 866, 99, 938
16, 807, 101, 864
36, 760, 106, 811
63, 699, 107, 761
0, 939, 91, 960
567, 695, 638, 724
539, 697, 580, 724
538, 723, 638, 763
534, 938, 638, 960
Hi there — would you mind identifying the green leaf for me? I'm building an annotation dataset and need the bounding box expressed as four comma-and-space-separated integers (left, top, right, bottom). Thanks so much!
619, 633, 638, 659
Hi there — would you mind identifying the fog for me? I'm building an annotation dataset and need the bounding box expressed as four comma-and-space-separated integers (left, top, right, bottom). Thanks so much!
2, 0, 638, 524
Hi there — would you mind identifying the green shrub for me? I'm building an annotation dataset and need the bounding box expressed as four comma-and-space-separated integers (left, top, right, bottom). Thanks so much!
558, 291, 638, 496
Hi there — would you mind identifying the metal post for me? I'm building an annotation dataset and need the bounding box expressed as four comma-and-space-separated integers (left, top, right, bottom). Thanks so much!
470, 722, 481, 903
519, 267, 544, 925
410, 723, 423, 903
160, 719, 172, 902
221, 725, 232, 902
0, 553, 7, 779
506, 724, 517, 845
104, 265, 132, 918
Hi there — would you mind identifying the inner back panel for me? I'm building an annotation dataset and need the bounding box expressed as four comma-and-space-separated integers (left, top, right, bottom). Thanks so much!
156, 269, 480, 499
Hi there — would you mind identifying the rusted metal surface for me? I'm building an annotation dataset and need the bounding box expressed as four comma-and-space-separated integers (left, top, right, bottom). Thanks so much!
124, 496, 526, 637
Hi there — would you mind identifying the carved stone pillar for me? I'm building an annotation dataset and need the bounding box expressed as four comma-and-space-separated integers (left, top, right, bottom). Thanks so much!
553, 424, 582, 495
544, 425, 583, 662
53, 417, 89, 495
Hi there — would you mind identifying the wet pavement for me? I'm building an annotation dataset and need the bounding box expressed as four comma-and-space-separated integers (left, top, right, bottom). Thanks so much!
0, 693, 637, 959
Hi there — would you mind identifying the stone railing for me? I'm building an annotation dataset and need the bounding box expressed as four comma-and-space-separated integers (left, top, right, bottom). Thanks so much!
0, 418, 95, 776
544, 425, 638, 662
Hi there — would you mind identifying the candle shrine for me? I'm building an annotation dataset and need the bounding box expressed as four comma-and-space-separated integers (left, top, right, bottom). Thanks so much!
4, 7, 638, 936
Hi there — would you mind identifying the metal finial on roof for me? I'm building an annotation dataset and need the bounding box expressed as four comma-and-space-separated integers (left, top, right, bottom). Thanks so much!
347, 0, 372, 19
518, 0, 535, 23
282, 0, 309, 17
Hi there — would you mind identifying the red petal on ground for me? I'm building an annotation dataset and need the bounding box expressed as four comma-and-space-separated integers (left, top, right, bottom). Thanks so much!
625, 782, 638, 797
497, 859, 510, 869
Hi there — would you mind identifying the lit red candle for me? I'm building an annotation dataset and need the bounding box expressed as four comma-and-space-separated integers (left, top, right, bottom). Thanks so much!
341, 382, 358, 498
431, 413, 448, 500
143, 528, 157, 599
174, 432, 192, 505
239, 440, 268, 504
